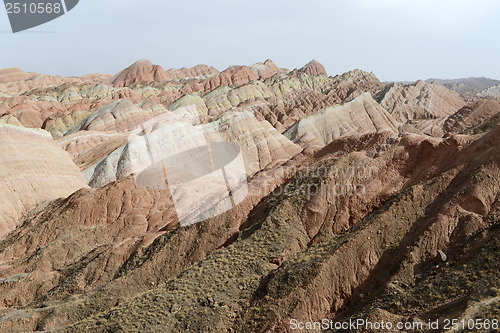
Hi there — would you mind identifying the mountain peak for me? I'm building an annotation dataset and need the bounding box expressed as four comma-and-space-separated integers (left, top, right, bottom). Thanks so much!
299, 59, 327, 76
133, 59, 154, 67
250, 59, 282, 79
110, 59, 166, 87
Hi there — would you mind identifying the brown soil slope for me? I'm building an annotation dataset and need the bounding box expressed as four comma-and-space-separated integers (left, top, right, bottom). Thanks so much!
0, 126, 493, 332
0, 60, 499, 333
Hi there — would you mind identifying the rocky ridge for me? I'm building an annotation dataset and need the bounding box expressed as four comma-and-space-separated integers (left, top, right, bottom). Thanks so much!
0, 59, 499, 332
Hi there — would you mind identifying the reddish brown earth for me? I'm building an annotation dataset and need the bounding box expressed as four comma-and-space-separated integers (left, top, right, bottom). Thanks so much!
0, 60, 499, 333
109, 59, 219, 88
443, 99, 500, 134
299, 60, 328, 77
0, 125, 88, 238
376, 80, 467, 122
0, 68, 37, 84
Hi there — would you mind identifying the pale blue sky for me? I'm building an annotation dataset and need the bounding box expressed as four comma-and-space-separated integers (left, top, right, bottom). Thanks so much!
1, 0, 499, 81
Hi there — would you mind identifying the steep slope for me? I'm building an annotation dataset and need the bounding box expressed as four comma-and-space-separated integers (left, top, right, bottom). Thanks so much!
78, 100, 156, 133
376, 80, 466, 122
109, 59, 169, 87
284, 93, 400, 144
478, 83, 500, 98
412, 99, 500, 137
57, 131, 128, 171
0, 62, 379, 138
443, 99, 500, 134
461, 111, 500, 136
163, 65, 219, 82
0, 125, 88, 237
427, 77, 500, 96
185, 65, 260, 93
299, 59, 328, 76
82, 109, 301, 188
0, 149, 311, 332
36, 125, 499, 333
250, 59, 284, 79
244, 69, 386, 134
325, 69, 385, 103
0, 68, 36, 83
1, 60, 499, 333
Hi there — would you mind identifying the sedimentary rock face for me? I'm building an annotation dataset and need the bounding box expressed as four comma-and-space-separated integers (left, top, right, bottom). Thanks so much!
0, 124, 88, 237
0, 58, 499, 333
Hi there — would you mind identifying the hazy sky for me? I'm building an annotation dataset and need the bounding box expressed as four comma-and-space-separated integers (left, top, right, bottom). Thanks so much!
1, 0, 499, 81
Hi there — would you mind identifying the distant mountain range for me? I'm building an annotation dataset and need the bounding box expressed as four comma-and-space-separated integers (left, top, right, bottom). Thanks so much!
426, 77, 500, 97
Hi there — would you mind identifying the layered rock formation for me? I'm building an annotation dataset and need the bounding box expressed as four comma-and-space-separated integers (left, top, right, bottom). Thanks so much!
285, 93, 400, 144
109, 59, 170, 87
109, 59, 220, 87
376, 80, 466, 121
478, 83, 500, 98
0, 125, 87, 238
299, 59, 328, 76
0, 59, 499, 333
57, 131, 128, 170
443, 99, 500, 134
427, 77, 500, 97
250, 59, 283, 79
81, 109, 301, 188
186, 65, 260, 93
69, 127, 499, 333
0, 68, 36, 83
2, 123, 497, 332
79, 100, 155, 132
163, 65, 219, 82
